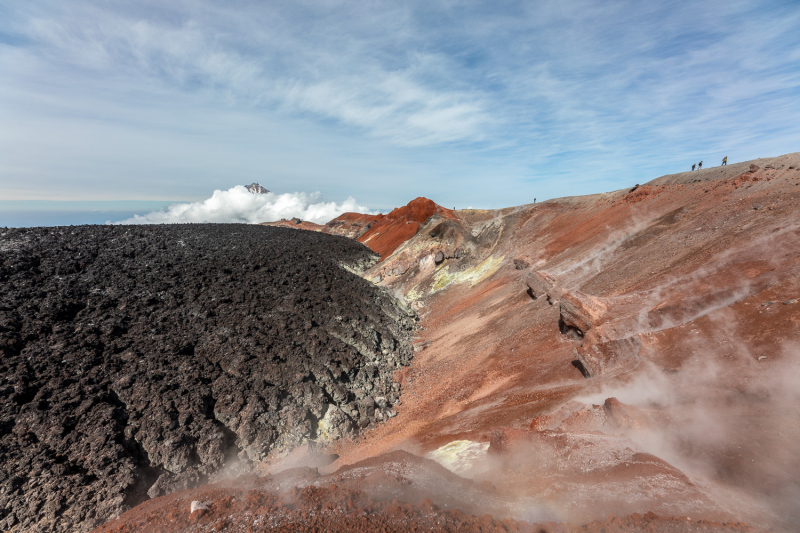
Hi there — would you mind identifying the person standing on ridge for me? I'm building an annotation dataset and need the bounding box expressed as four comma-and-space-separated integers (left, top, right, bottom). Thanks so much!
722, 156, 727, 166
698, 161, 703, 169
692, 164, 696, 171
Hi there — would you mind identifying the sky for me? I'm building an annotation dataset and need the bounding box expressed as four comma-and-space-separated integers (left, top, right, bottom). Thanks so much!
1, 0, 799, 225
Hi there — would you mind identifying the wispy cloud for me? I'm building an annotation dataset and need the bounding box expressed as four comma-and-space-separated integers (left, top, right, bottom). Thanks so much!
1, 0, 799, 207
12, 1, 491, 147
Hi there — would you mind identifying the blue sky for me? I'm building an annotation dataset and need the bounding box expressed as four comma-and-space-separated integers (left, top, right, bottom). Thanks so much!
1, 0, 799, 217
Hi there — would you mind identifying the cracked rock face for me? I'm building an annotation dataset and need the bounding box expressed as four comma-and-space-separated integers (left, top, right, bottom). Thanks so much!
0, 224, 416, 533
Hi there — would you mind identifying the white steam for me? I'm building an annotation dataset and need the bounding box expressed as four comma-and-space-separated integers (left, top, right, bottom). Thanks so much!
114, 186, 377, 225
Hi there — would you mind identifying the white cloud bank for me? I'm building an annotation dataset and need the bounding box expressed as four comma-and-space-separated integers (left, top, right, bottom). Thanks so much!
114, 186, 376, 225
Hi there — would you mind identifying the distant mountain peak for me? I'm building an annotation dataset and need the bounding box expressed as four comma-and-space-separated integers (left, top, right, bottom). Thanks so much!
245, 183, 270, 194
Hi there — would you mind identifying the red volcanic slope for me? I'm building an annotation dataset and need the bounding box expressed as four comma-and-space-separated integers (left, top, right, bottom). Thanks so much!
325, 197, 456, 259
260, 219, 325, 231
93, 450, 760, 533
321, 212, 378, 239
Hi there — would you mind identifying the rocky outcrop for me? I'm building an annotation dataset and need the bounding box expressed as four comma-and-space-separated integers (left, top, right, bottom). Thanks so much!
365, 214, 474, 285
525, 271, 630, 376
323, 198, 457, 260
525, 272, 607, 337
322, 213, 377, 240
525, 271, 558, 300
0, 225, 416, 533
602, 397, 650, 431
574, 337, 641, 377
559, 291, 607, 336
260, 219, 324, 231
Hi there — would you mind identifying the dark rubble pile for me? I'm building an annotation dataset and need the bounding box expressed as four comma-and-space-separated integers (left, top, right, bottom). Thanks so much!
0, 224, 416, 533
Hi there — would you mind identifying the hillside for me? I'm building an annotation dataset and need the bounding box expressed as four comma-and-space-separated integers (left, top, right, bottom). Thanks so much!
25, 152, 800, 532
329, 152, 800, 530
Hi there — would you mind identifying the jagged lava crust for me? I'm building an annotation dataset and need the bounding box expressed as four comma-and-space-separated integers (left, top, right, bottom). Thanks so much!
0, 224, 416, 533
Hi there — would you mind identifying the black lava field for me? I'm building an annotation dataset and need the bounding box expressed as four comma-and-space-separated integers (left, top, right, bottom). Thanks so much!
0, 225, 416, 533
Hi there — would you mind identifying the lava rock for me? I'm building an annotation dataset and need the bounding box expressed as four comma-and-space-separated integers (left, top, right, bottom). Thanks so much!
0, 224, 416, 533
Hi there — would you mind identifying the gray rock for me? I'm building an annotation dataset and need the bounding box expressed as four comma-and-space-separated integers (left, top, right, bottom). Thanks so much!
328, 383, 349, 404
317, 405, 354, 442
357, 396, 376, 419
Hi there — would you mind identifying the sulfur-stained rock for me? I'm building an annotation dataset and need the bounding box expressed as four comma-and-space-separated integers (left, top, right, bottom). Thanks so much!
317, 405, 354, 443
388, 261, 409, 276
323, 198, 458, 260
574, 337, 641, 377
419, 254, 436, 271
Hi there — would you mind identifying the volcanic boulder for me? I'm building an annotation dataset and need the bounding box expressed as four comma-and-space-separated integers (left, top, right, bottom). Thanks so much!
559, 290, 607, 336
525, 271, 558, 299
574, 337, 642, 377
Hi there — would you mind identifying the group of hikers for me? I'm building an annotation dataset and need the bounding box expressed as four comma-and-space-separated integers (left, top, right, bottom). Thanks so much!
692, 156, 727, 171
